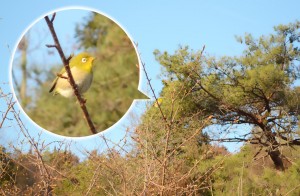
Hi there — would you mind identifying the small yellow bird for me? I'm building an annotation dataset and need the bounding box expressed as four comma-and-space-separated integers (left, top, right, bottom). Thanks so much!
49, 52, 95, 98
154, 97, 163, 108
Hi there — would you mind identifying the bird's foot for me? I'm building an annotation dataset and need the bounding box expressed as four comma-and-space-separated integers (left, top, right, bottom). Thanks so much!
57, 73, 68, 80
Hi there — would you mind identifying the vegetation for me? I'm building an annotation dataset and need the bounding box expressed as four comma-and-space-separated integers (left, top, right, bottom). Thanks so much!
2, 16, 300, 195
153, 21, 300, 170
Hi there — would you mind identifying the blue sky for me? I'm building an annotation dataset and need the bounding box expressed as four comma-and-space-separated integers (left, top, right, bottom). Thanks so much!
0, 1, 300, 156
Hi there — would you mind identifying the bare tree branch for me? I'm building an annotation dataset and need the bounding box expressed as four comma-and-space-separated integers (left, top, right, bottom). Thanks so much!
44, 13, 97, 134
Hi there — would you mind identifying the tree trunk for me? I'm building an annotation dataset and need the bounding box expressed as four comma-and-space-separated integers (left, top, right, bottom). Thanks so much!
268, 149, 285, 171
19, 37, 28, 107
265, 128, 286, 171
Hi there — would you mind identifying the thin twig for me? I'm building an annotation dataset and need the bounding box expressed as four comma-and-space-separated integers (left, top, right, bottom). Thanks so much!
284, 183, 300, 196
140, 61, 166, 121
44, 13, 97, 134
0, 96, 15, 128
50, 12, 56, 23
139, 61, 170, 194
137, 46, 172, 194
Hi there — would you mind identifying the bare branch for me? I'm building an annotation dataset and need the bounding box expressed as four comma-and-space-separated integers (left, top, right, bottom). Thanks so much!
0, 96, 15, 128
44, 14, 97, 134
50, 13, 56, 23
45, 44, 57, 48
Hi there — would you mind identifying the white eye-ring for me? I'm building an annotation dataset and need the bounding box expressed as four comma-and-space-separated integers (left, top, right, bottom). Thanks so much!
82, 58, 87, 63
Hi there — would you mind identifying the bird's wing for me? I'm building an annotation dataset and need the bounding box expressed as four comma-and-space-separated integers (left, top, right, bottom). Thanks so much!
49, 77, 58, 93
49, 66, 67, 93
49, 56, 75, 93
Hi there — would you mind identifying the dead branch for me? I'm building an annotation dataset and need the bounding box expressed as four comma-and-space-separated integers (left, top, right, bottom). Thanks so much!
0, 96, 15, 128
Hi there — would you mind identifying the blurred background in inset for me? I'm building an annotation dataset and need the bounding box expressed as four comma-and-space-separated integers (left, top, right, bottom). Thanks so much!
12, 9, 146, 137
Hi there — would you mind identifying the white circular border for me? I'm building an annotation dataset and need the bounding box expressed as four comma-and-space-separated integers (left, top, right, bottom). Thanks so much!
9, 6, 149, 140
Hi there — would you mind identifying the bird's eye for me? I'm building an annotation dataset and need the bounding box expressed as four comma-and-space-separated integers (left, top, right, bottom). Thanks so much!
82, 58, 87, 63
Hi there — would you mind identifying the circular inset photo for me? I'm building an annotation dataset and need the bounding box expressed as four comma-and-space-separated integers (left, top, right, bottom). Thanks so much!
11, 8, 146, 137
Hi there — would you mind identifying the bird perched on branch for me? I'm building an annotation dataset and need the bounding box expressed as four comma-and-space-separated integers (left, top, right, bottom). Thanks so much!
49, 52, 95, 98
154, 97, 164, 108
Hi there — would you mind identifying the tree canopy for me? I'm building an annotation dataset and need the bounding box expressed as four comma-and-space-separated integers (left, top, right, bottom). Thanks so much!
149, 21, 300, 170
